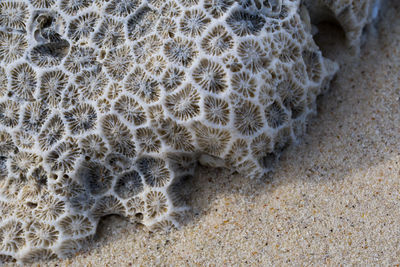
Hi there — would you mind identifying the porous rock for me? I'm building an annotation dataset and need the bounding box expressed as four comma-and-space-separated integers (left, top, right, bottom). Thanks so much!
0, 0, 381, 263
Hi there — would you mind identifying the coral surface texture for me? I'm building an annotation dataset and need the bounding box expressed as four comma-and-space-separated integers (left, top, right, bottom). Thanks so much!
0, 0, 379, 264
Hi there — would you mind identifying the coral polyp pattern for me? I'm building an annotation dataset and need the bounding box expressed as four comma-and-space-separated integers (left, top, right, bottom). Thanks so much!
0, 0, 380, 263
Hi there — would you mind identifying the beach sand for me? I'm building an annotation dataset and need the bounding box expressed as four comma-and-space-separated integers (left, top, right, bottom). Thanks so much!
26, 0, 400, 265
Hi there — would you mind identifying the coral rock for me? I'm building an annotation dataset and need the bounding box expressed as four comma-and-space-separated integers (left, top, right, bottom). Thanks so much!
0, 0, 381, 263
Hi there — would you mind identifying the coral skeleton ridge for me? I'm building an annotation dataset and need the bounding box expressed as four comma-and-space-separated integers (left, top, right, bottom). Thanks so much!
0, 0, 380, 263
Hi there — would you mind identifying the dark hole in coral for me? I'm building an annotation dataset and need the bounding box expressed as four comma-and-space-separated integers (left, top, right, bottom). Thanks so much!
313, 21, 346, 58
316, 94, 326, 114
360, 25, 371, 47
303, 2, 347, 58
26, 202, 38, 209
135, 213, 143, 221
40, 15, 54, 29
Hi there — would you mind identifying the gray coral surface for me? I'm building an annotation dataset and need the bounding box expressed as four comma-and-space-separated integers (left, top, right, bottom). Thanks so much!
0, 0, 380, 264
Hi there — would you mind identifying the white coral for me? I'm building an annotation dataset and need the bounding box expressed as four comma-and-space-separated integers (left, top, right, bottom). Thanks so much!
0, 0, 382, 263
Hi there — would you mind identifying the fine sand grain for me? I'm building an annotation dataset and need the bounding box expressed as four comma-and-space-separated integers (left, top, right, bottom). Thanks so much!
24, 1, 400, 265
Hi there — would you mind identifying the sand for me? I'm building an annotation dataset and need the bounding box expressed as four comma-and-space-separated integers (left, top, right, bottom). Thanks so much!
21, 0, 400, 265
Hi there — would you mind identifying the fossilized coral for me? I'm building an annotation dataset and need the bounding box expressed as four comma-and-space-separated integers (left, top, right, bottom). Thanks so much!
0, 0, 381, 264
